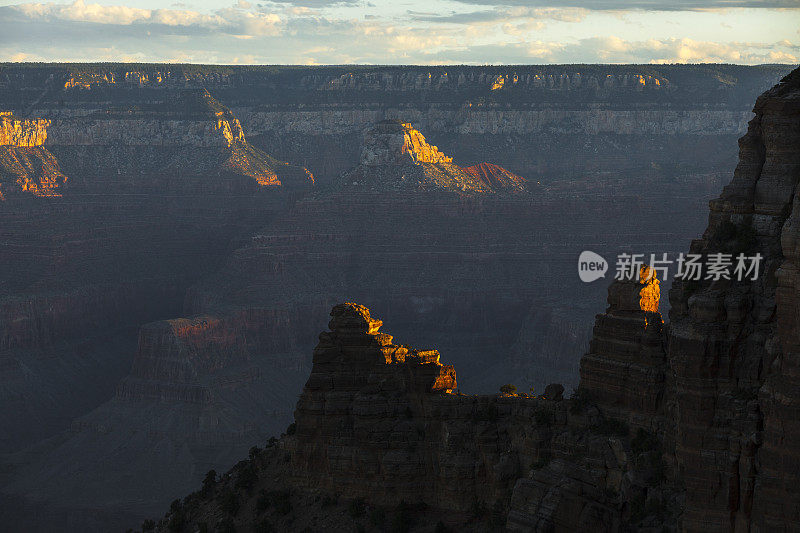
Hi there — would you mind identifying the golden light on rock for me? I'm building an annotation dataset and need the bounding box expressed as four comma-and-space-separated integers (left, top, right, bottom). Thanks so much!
638, 264, 660, 314
490, 75, 505, 90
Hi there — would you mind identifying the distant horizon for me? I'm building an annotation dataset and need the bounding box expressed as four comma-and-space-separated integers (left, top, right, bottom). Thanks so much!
1, 60, 794, 66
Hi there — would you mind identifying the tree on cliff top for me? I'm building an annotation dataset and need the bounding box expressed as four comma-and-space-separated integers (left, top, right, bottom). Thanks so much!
500, 384, 517, 396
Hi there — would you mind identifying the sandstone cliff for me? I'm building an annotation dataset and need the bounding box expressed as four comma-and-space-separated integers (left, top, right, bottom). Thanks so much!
338, 120, 535, 194
0, 112, 67, 198
662, 66, 800, 531
339, 120, 492, 194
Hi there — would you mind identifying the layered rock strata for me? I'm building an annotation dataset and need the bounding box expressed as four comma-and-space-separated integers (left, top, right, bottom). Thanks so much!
0, 112, 67, 198
461, 161, 528, 192
4, 64, 787, 186
663, 67, 800, 532
290, 303, 558, 511
340, 120, 491, 193
579, 268, 667, 429
151, 67, 800, 533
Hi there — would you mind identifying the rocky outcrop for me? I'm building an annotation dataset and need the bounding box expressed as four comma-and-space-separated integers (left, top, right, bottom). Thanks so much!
150, 302, 680, 532
0, 112, 66, 198
339, 120, 539, 194
763, 69, 800, 529
290, 303, 561, 512
340, 120, 491, 193
571, 67, 800, 531
658, 67, 800, 532
147, 67, 800, 533
0, 112, 49, 146
360, 120, 453, 166
462, 162, 528, 192
288, 302, 677, 530
0, 145, 67, 198
579, 269, 667, 429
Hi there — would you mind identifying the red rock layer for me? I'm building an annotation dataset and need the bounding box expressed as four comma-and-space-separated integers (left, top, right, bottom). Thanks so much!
461, 162, 527, 192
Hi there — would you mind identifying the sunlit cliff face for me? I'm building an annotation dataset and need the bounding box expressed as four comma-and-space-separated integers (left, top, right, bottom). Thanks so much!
639, 265, 660, 314
0, 113, 67, 198
0, 113, 49, 147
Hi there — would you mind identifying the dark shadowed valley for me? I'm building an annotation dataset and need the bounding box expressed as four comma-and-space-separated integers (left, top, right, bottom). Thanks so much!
0, 63, 796, 532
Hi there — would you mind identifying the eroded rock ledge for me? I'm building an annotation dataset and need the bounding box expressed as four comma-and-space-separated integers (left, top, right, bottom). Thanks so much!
154, 298, 679, 531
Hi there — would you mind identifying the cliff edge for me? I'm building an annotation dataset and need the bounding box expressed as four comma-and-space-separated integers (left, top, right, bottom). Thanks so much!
151, 67, 800, 532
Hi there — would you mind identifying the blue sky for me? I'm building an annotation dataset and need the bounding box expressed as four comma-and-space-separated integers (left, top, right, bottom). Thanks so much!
0, 0, 798, 64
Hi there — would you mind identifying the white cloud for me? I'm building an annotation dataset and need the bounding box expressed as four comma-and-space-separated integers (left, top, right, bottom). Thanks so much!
449, 0, 800, 11
8, 0, 282, 35
0, 0, 797, 64
447, 36, 800, 64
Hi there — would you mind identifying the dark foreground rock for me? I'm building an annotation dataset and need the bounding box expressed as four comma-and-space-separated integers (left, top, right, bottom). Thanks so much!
150, 67, 800, 533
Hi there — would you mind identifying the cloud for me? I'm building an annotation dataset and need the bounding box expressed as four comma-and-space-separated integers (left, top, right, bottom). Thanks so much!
411, 6, 587, 24
414, 36, 799, 64
262, 0, 358, 7
449, 0, 800, 11
0, 0, 797, 64
5, 0, 282, 36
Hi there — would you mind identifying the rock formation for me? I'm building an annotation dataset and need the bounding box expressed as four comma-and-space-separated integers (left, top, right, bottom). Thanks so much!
664, 66, 800, 531
0, 112, 67, 198
360, 120, 454, 166
461, 161, 529, 192
578, 266, 667, 428
0, 112, 49, 146
0, 64, 793, 532
340, 120, 492, 193
149, 67, 800, 532
150, 300, 678, 532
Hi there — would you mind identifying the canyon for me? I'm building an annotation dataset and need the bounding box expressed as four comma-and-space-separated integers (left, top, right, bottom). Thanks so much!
152, 66, 800, 532
0, 63, 793, 531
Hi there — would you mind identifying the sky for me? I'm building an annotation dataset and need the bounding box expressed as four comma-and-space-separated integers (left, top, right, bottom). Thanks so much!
0, 0, 798, 64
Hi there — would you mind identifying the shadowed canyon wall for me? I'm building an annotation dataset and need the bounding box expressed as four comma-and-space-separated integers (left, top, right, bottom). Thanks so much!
150, 67, 800, 533
0, 63, 793, 531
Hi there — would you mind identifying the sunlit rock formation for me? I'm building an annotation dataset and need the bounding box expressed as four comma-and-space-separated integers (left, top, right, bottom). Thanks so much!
152, 301, 678, 531
340, 120, 491, 193
0, 112, 49, 146
338, 120, 539, 194
579, 269, 667, 428
0, 112, 67, 198
360, 120, 453, 166
41, 89, 313, 190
